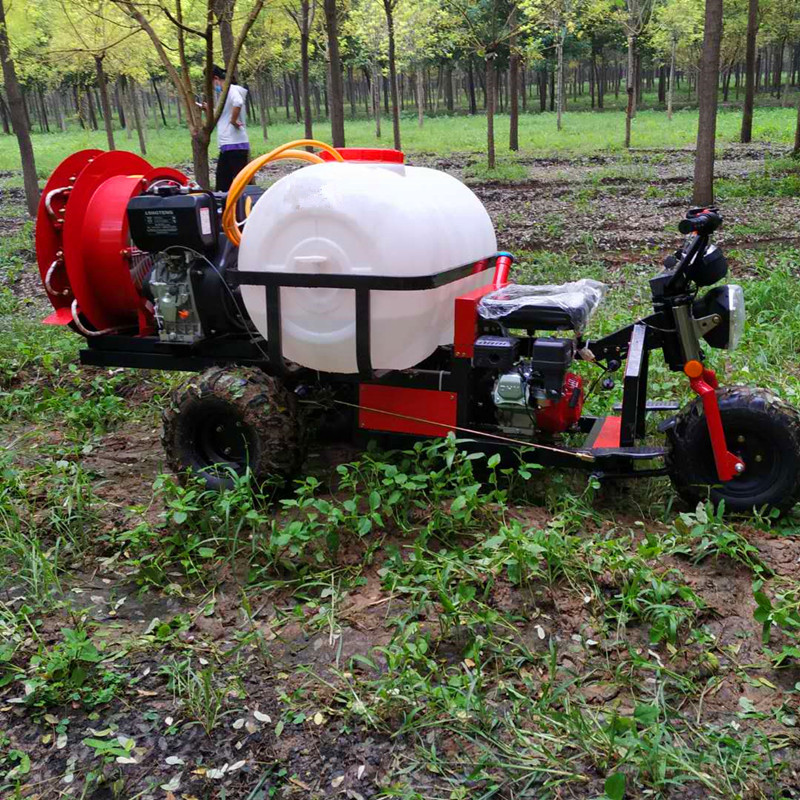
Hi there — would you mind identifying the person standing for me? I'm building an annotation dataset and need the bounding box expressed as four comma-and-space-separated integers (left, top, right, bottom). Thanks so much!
212, 65, 250, 192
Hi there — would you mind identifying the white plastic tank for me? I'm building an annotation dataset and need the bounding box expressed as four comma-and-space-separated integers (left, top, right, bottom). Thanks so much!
238, 150, 498, 373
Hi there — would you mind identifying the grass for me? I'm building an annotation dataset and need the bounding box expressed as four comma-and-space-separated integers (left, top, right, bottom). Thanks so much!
1, 105, 799, 177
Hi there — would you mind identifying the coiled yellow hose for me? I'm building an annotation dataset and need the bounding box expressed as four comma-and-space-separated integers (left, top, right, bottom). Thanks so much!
222, 139, 344, 246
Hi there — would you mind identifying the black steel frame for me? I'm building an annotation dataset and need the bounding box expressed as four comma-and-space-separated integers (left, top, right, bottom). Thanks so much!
226, 257, 497, 377
79, 256, 680, 478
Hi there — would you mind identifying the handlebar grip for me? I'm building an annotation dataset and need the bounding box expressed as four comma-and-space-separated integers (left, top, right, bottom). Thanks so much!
678, 217, 702, 234
679, 210, 722, 235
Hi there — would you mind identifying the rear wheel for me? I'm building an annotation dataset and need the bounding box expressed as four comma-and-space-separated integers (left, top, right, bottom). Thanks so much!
666, 386, 800, 515
162, 367, 303, 490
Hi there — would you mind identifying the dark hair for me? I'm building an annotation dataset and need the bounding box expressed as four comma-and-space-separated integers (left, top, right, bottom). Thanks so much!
212, 64, 226, 80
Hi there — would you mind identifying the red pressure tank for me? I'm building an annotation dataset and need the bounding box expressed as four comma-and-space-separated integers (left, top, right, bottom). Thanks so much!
35, 150, 189, 334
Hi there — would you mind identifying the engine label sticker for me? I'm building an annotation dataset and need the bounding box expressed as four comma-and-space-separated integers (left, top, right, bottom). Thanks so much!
143, 209, 178, 236
199, 207, 212, 236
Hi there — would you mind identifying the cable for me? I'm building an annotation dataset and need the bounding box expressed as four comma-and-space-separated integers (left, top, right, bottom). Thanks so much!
221, 139, 345, 247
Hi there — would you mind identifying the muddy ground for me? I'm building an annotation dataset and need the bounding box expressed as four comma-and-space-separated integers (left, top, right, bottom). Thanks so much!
1, 144, 800, 799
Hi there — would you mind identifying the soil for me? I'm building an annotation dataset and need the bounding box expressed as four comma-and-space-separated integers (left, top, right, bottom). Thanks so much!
2, 144, 800, 799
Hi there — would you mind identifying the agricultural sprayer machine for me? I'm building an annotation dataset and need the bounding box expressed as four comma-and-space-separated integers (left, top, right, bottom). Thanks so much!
34, 139, 800, 514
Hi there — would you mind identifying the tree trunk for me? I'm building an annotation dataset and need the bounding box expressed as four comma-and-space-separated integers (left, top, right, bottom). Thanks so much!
0, 92, 10, 134
773, 40, 784, 100
658, 64, 666, 104
372, 63, 381, 138
625, 35, 635, 148
741, 0, 758, 143
0, 0, 38, 216
486, 56, 495, 170
191, 129, 211, 189
259, 78, 269, 141
556, 31, 564, 131
383, 0, 401, 149
445, 64, 454, 113
324, 0, 345, 146
668, 37, 677, 121
300, 3, 313, 141
214, 0, 237, 79
415, 69, 424, 126
598, 53, 605, 109
94, 56, 116, 150
86, 84, 98, 130
509, 20, 519, 150
794, 97, 800, 156
348, 65, 356, 119
693, 0, 723, 206
290, 73, 302, 122
538, 69, 547, 112
467, 59, 477, 115
152, 78, 167, 126
129, 79, 147, 155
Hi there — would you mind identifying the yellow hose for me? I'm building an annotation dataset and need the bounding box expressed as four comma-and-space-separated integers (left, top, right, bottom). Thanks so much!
222, 139, 344, 246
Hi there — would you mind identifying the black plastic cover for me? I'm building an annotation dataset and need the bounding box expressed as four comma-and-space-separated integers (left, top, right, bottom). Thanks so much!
128, 192, 218, 253
473, 335, 519, 370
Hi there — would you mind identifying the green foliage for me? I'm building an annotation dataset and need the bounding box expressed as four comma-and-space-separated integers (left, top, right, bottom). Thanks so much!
669, 501, 768, 574
753, 578, 800, 666
160, 658, 231, 735
22, 628, 122, 708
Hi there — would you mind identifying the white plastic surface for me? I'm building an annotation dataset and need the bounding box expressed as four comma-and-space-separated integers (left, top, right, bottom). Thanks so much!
239, 161, 497, 373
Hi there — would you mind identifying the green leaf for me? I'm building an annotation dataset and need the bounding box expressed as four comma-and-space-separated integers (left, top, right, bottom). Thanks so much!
634, 704, 658, 727
197, 547, 216, 558
753, 591, 772, 611
369, 491, 381, 511
172, 510, 188, 524
605, 772, 625, 800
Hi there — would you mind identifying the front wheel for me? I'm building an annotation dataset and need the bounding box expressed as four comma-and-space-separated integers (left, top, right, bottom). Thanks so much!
161, 367, 304, 490
666, 386, 800, 515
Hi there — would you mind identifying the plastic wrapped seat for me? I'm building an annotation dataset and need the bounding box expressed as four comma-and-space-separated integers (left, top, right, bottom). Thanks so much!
478, 279, 607, 331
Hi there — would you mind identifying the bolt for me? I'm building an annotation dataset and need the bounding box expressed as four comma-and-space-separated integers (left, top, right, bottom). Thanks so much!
734, 462, 745, 474
216, 425, 224, 433
737, 435, 745, 443
223, 447, 232, 455
235, 421, 242, 428
755, 454, 763, 463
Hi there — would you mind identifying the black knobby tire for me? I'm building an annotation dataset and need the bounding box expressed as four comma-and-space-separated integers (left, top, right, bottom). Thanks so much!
161, 367, 303, 490
666, 385, 800, 515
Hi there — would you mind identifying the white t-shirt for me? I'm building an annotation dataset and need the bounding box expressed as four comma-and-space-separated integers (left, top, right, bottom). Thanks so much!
217, 84, 249, 149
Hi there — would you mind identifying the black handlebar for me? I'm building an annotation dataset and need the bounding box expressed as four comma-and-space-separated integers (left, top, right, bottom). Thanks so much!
678, 206, 723, 236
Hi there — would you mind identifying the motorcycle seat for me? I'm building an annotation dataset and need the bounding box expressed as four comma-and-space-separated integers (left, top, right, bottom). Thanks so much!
478, 279, 607, 331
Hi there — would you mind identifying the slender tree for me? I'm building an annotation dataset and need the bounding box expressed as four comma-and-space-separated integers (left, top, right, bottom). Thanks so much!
94, 55, 116, 149
693, 0, 723, 205
509, 4, 519, 150
382, 0, 402, 149
324, 0, 346, 146
113, 0, 266, 188
0, 0, 38, 216
286, 0, 316, 142
740, 0, 759, 142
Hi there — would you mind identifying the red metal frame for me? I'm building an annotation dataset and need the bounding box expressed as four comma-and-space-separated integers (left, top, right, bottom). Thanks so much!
35, 149, 102, 316
689, 368, 744, 482
359, 385, 457, 437
50, 151, 189, 333
591, 416, 622, 449
453, 255, 511, 358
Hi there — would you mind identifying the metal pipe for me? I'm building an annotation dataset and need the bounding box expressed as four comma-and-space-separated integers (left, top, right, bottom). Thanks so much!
44, 259, 70, 296
44, 186, 71, 220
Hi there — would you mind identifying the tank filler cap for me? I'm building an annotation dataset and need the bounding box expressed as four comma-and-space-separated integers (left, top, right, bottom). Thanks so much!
319, 148, 405, 164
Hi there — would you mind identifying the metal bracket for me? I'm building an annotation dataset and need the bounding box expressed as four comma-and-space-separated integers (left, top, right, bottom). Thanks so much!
693, 313, 722, 337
